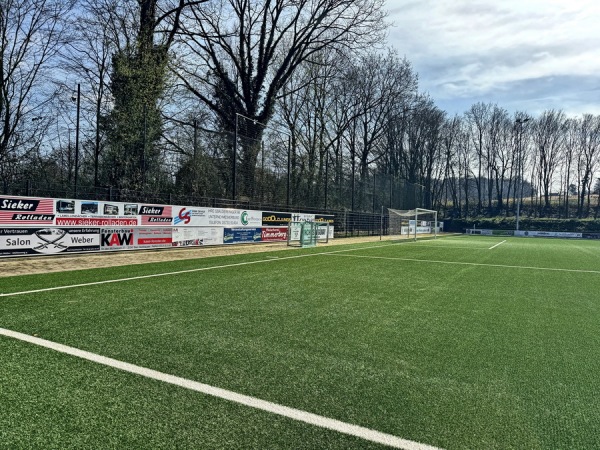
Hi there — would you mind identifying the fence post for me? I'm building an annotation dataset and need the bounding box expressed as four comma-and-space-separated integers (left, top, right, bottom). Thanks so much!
380, 205, 383, 240
286, 135, 291, 207
372, 174, 376, 213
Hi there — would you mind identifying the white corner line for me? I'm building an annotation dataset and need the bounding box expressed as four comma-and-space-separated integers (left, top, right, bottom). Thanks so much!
489, 240, 506, 250
0, 327, 442, 450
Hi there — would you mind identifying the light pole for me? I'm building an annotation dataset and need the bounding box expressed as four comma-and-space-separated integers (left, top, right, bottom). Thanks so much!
72, 83, 81, 198
413, 182, 425, 209
515, 117, 530, 231
233, 113, 238, 199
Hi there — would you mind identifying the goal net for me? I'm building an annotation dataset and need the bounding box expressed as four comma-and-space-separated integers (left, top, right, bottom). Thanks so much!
388, 208, 439, 240
287, 221, 330, 247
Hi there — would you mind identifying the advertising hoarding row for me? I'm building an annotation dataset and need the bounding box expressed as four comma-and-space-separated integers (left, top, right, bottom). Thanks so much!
0, 195, 334, 258
0, 224, 332, 257
0, 195, 333, 228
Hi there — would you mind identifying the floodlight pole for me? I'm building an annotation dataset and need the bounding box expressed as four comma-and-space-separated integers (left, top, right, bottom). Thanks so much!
287, 135, 291, 207
193, 118, 198, 159
74, 83, 81, 199
414, 209, 418, 241
233, 113, 238, 200
380, 205, 383, 240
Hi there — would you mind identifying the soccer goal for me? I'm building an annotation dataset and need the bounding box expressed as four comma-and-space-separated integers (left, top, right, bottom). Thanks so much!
287, 221, 329, 247
388, 208, 439, 241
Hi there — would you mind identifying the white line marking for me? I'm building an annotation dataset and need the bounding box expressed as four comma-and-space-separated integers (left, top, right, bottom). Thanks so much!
0, 235, 482, 298
414, 244, 489, 250
323, 253, 600, 275
488, 240, 506, 250
0, 327, 441, 450
0, 243, 399, 298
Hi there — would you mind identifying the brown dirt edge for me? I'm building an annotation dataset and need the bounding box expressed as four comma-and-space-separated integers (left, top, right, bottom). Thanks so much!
0, 235, 402, 278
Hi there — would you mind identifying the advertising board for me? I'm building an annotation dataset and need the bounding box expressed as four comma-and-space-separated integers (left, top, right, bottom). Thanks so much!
515, 230, 583, 238
0, 228, 100, 256
0, 196, 55, 225
290, 212, 315, 222
100, 228, 172, 250
223, 228, 262, 244
172, 227, 224, 246
139, 205, 173, 226
288, 223, 302, 241
491, 229, 515, 236
262, 212, 292, 226
582, 233, 600, 240
55, 198, 140, 226
261, 227, 288, 242
0, 195, 336, 257
174, 207, 262, 227
401, 226, 432, 235
315, 214, 335, 225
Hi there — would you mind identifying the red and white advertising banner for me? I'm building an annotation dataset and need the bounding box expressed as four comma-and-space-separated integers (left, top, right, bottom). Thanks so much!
100, 227, 172, 250
173, 206, 262, 228
0, 196, 55, 225
137, 227, 172, 246
261, 227, 288, 242
172, 227, 224, 247
139, 205, 173, 226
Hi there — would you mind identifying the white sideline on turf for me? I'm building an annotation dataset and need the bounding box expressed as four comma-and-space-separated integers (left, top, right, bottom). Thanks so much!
0, 243, 400, 298
488, 240, 506, 250
0, 327, 441, 450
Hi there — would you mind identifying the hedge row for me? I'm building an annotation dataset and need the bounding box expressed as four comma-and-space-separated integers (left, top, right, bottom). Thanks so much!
444, 217, 600, 233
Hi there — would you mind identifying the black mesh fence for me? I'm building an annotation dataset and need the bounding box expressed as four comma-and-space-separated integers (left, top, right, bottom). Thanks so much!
1, 114, 430, 237
2, 178, 412, 238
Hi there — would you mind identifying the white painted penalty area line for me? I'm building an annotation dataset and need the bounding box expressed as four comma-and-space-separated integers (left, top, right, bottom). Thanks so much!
322, 253, 600, 275
0, 243, 395, 298
0, 328, 441, 450
488, 240, 506, 250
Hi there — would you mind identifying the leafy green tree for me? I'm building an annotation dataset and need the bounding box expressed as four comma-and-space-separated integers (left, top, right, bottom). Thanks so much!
102, 0, 206, 193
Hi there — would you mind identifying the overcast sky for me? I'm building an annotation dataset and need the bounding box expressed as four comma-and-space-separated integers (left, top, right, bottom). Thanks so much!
386, 0, 600, 117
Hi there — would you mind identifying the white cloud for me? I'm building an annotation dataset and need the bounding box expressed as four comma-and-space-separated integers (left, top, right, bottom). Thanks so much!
387, 0, 600, 115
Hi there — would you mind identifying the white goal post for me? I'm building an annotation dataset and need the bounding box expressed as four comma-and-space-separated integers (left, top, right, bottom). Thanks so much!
388, 208, 439, 240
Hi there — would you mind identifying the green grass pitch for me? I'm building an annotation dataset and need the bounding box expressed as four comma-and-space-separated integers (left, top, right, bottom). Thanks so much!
1, 235, 600, 449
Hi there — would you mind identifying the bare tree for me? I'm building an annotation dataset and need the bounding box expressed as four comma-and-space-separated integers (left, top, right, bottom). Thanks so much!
530, 110, 566, 215
342, 51, 416, 210
485, 106, 511, 214
0, 0, 75, 185
560, 118, 579, 217
576, 114, 600, 217
173, 0, 387, 197
60, 0, 127, 189
465, 102, 493, 215
439, 116, 462, 215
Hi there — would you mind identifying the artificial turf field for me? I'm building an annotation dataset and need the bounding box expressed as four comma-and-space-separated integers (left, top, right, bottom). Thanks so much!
1, 235, 600, 449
